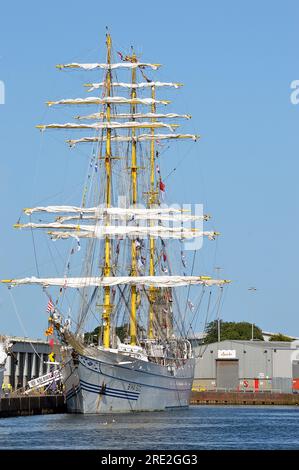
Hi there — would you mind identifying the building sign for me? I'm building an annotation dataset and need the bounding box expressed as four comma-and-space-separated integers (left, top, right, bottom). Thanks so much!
217, 349, 236, 359
28, 369, 62, 389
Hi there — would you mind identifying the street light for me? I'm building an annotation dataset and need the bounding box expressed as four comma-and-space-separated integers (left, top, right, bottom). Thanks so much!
214, 267, 223, 343
248, 287, 257, 341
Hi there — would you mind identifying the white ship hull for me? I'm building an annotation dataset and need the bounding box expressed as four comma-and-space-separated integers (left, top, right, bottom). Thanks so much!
64, 350, 195, 413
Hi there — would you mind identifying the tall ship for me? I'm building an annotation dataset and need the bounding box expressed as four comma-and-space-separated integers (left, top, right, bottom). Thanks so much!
1, 34, 229, 413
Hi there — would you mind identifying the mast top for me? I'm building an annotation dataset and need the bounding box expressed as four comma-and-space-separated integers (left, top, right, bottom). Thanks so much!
106, 31, 112, 48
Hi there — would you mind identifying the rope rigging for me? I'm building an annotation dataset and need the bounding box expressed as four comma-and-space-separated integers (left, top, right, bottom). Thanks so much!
3, 34, 230, 364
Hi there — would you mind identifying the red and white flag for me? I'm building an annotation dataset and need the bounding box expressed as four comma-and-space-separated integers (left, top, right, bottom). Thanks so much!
47, 299, 54, 313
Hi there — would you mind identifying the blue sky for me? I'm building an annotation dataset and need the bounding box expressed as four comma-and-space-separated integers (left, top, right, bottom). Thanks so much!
0, 0, 298, 338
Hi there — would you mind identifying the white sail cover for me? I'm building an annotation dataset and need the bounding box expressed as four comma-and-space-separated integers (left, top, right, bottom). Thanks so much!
57, 62, 161, 71
37, 121, 175, 131
67, 134, 198, 146
86, 82, 181, 91
17, 222, 218, 240
76, 112, 191, 120
2, 275, 230, 288
24, 206, 196, 216
48, 229, 218, 240
47, 97, 169, 106
56, 214, 208, 223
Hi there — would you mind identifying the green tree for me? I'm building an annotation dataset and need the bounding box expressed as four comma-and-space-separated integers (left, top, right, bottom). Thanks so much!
204, 320, 264, 344
269, 333, 292, 342
84, 326, 100, 344
84, 324, 129, 344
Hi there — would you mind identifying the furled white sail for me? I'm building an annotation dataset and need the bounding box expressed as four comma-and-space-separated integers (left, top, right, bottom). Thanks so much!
86, 81, 181, 91
15, 222, 218, 240
56, 62, 161, 71
76, 112, 191, 120
1, 275, 230, 288
56, 214, 208, 223
24, 206, 208, 219
47, 97, 169, 106
37, 121, 175, 131
48, 229, 218, 240
24, 206, 192, 216
67, 134, 198, 146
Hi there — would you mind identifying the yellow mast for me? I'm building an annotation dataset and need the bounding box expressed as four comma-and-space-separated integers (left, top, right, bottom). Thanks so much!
148, 85, 156, 339
102, 33, 112, 348
130, 52, 138, 346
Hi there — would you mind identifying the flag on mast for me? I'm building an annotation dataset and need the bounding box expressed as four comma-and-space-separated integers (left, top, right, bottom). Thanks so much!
47, 299, 54, 313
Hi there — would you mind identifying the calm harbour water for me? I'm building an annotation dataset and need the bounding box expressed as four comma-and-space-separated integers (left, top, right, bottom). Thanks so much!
0, 406, 299, 450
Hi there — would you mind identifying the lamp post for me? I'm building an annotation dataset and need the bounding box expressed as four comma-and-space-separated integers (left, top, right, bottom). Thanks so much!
215, 267, 223, 343
248, 287, 257, 341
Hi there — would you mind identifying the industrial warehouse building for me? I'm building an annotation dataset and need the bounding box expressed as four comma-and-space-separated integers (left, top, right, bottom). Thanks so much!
193, 339, 299, 393
4, 335, 299, 394
2, 336, 57, 390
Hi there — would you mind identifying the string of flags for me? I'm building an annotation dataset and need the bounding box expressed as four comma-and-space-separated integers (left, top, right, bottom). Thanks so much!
136, 238, 146, 273
181, 251, 187, 268
156, 164, 166, 198
81, 151, 99, 206
139, 67, 152, 83
117, 53, 153, 84
74, 236, 81, 252
164, 289, 173, 303
159, 243, 168, 273
48, 351, 55, 363
111, 287, 116, 302
45, 298, 56, 361
137, 256, 146, 271
45, 325, 54, 336
117, 51, 125, 61
117, 51, 138, 63
159, 180, 166, 192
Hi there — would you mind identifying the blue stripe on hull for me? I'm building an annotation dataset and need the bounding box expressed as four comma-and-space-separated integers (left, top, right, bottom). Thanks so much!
66, 380, 140, 402
78, 355, 193, 392
66, 385, 81, 401
80, 384, 139, 401
80, 379, 139, 398
80, 380, 139, 400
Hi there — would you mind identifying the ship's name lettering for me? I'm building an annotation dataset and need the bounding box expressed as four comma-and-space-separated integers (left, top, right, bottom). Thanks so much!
127, 383, 141, 392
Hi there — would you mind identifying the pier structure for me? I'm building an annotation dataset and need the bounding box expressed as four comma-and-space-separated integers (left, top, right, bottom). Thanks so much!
0, 395, 66, 418
2, 336, 60, 390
